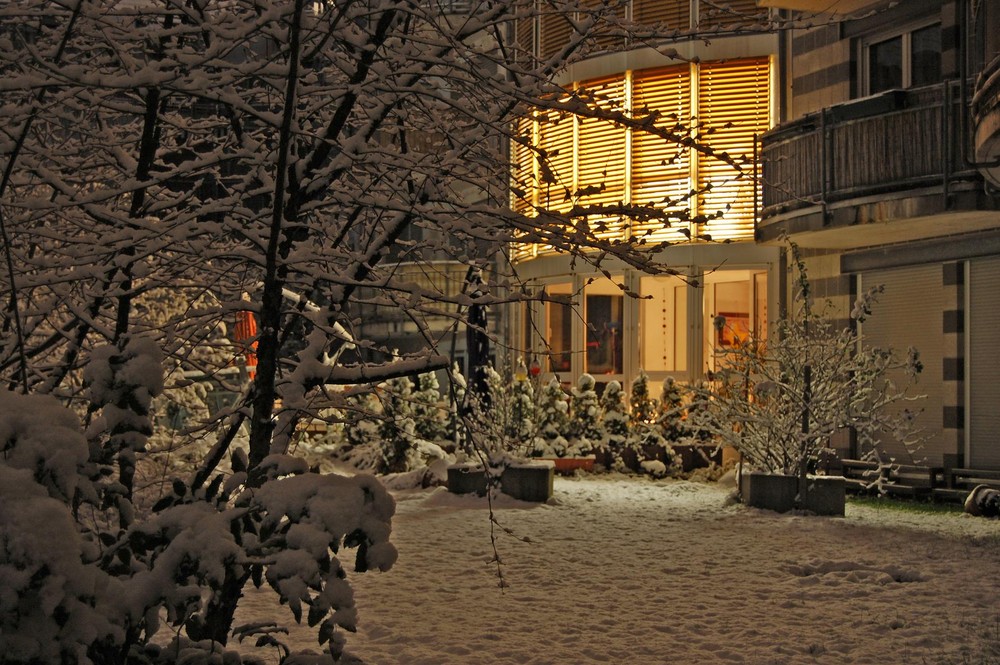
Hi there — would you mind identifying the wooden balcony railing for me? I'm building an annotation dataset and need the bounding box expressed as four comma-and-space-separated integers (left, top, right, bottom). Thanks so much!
759, 82, 980, 223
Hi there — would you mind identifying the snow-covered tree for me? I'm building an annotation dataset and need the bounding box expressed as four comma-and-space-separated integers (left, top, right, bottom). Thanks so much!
657, 376, 687, 443
568, 373, 601, 452
534, 377, 571, 457
598, 380, 630, 456
412, 371, 448, 444
688, 242, 924, 487
378, 375, 418, 473
629, 370, 658, 429
510, 363, 537, 448
0, 0, 769, 659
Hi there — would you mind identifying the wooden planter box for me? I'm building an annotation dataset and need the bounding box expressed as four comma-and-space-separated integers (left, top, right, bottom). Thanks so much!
447, 462, 554, 502
446, 464, 488, 496
740, 472, 846, 516
672, 444, 722, 472
741, 472, 799, 513
540, 456, 595, 475
801, 476, 846, 516
501, 462, 555, 502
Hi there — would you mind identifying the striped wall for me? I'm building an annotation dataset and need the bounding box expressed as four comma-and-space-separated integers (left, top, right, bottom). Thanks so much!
785, 1, 961, 120
941, 261, 965, 469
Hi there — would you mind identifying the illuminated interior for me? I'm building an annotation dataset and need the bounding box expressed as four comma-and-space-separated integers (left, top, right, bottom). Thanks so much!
517, 265, 771, 387
510, 57, 771, 261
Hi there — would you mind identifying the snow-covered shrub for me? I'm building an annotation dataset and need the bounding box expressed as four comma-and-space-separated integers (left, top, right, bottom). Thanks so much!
622, 370, 680, 476
0, 393, 118, 664
461, 363, 534, 464
689, 242, 923, 484
412, 371, 448, 443
1, 372, 399, 665
378, 375, 419, 473
567, 373, 601, 452
533, 377, 573, 457
335, 391, 385, 471
597, 380, 629, 469
657, 377, 687, 443
629, 370, 657, 429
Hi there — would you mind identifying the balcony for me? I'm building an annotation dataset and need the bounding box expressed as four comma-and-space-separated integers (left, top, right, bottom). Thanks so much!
758, 82, 997, 248
972, 54, 1000, 186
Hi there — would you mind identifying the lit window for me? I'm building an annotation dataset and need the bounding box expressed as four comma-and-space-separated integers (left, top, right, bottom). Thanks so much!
639, 274, 688, 372
510, 57, 771, 258
544, 283, 574, 373
584, 278, 623, 375
865, 23, 940, 95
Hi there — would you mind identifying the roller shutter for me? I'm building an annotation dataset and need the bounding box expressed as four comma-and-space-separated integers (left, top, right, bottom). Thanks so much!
969, 257, 1000, 468
859, 265, 944, 465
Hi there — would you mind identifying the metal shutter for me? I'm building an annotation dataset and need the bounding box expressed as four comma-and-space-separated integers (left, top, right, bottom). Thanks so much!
859, 265, 944, 465
969, 257, 1000, 468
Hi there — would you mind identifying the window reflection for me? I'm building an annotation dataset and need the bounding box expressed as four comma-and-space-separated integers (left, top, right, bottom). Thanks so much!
585, 279, 624, 375
910, 24, 941, 87
545, 283, 573, 373
869, 35, 902, 93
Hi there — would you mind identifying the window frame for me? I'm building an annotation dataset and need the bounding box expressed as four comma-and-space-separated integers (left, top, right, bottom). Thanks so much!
860, 19, 942, 97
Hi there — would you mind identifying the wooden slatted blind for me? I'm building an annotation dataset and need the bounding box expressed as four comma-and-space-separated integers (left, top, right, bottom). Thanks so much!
510, 114, 536, 215
514, 1, 535, 62
634, 0, 691, 30
697, 0, 760, 29
539, 6, 573, 60
631, 65, 692, 243
510, 114, 537, 262
696, 57, 769, 242
510, 57, 771, 260
580, 0, 626, 53
576, 76, 627, 240
537, 106, 575, 214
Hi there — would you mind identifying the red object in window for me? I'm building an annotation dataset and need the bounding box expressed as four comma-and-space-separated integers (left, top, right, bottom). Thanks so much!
234, 311, 258, 379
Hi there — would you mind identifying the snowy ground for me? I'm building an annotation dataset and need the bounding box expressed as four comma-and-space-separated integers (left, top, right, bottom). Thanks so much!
239, 475, 1000, 665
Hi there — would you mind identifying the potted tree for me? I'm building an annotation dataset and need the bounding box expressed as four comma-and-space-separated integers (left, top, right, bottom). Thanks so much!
688, 243, 924, 515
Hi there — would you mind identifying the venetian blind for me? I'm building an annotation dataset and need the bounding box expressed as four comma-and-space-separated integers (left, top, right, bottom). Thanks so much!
537, 106, 575, 214
697, 0, 761, 29
696, 57, 769, 242
510, 114, 537, 262
514, 1, 535, 62
633, 0, 690, 30
631, 65, 692, 244
576, 76, 627, 240
539, 6, 573, 60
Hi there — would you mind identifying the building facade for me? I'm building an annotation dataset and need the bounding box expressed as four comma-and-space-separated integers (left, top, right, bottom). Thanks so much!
759, 0, 1000, 469
509, 0, 781, 393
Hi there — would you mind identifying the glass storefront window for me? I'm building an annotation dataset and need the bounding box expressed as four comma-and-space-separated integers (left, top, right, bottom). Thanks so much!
639, 274, 688, 372
544, 283, 573, 373
584, 278, 624, 375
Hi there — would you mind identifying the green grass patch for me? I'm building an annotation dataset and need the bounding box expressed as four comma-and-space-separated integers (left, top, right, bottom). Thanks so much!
848, 494, 965, 515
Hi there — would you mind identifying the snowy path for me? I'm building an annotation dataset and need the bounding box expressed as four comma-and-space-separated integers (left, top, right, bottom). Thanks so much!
239, 476, 1000, 664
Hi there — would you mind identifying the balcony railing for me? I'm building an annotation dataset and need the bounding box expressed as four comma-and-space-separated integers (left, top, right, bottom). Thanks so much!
759, 82, 980, 223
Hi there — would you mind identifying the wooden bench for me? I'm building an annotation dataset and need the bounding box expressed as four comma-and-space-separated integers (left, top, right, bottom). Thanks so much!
947, 468, 1000, 490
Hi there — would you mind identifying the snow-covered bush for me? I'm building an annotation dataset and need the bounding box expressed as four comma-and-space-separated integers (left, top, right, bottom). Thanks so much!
533, 377, 573, 457
618, 370, 680, 476
567, 373, 601, 452
597, 380, 629, 469
412, 371, 448, 444
1, 378, 398, 664
657, 377, 687, 443
689, 242, 923, 484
